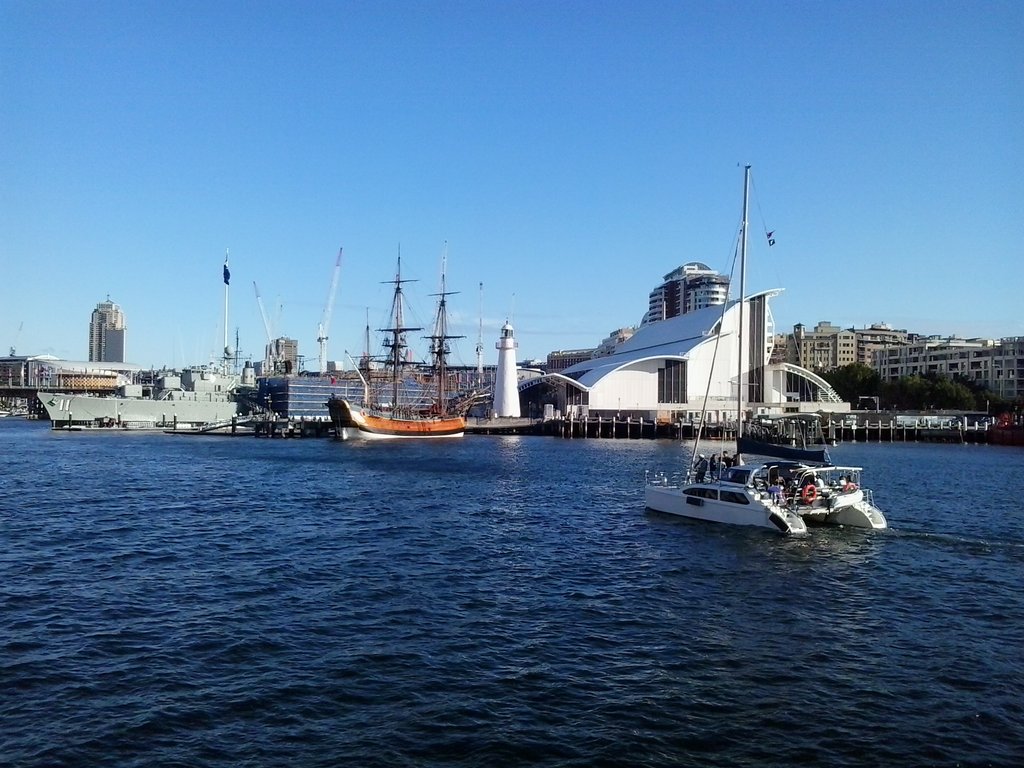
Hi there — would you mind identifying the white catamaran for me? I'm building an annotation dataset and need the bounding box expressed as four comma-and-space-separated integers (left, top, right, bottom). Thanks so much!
644, 166, 887, 534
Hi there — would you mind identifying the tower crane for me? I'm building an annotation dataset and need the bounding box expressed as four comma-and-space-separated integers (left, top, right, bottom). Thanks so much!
253, 281, 276, 374
317, 247, 343, 375
10, 321, 23, 356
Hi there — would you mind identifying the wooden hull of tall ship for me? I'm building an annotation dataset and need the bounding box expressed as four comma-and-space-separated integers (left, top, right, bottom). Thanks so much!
327, 397, 465, 440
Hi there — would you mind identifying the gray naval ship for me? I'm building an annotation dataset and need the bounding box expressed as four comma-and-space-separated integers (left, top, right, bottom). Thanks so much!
40, 363, 256, 430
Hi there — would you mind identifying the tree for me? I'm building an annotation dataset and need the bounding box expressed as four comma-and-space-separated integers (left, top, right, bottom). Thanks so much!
929, 377, 976, 410
882, 375, 931, 410
821, 363, 881, 405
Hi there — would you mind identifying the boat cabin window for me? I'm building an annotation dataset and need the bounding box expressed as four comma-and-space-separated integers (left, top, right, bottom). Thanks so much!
720, 468, 751, 485
719, 490, 750, 505
685, 488, 719, 500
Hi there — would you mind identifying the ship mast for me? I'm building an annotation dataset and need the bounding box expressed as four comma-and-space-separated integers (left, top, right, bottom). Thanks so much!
426, 242, 464, 416
362, 308, 371, 375
475, 281, 484, 386
379, 251, 421, 414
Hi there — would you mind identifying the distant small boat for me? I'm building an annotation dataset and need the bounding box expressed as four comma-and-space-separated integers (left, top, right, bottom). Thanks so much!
738, 413, 831, 463
327, 250, 472, 440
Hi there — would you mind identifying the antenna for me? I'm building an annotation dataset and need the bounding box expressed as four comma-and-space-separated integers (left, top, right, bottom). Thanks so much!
317, 247, 343, 375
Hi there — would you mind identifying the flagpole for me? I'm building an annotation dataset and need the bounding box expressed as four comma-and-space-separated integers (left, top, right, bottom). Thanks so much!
223, 248, 230, 373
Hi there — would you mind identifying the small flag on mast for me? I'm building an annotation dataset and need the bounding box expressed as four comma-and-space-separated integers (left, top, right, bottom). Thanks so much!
223, 251, 231, 285
766, 231, 776, 247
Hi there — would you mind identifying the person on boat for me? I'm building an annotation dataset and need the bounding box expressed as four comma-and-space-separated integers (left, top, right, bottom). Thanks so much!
709, 453, 720, 479
721, 451, 733, 469
768, 481, 785, 505
694, 454, 709, 483
842, 475, 859, 492
783, 477, 798, 503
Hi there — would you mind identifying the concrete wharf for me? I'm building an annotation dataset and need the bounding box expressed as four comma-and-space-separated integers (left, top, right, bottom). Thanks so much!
96, 412, 1016, 446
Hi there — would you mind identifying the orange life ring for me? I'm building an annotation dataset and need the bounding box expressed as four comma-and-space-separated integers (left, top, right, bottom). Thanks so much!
801, 485, 818, 504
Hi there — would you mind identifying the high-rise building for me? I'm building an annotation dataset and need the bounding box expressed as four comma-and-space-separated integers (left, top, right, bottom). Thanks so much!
88, 299, 126, 362
266, 337, 299, 374
641, 262, 730, 325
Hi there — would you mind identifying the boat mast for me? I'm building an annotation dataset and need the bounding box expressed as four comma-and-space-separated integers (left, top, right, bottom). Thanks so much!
737, 165, 750, 449
426, 242, 464, 416
475, 281, 484, 387
380, 251, 421, 414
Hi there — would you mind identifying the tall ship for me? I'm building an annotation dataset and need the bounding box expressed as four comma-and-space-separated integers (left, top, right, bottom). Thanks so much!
327, 251, 473, 439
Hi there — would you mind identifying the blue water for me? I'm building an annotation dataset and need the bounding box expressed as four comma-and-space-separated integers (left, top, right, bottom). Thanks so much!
2, 419, 1022, 767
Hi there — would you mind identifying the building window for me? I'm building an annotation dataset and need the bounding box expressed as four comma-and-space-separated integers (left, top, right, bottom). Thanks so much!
658, 360, 686, 404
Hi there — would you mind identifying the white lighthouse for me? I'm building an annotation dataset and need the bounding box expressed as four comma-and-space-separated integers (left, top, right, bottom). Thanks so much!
493, 320, 520, 418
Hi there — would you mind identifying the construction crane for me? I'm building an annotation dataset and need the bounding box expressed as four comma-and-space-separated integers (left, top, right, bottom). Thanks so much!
317, 247, 343, 375
253, 281, 276, 374
10, 321, 23, 356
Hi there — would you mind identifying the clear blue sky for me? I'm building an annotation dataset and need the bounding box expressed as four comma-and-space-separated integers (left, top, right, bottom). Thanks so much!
2, 1, 1021, 369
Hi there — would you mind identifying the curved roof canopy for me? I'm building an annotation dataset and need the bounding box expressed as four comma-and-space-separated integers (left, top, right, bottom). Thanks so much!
558, 290, 782, 390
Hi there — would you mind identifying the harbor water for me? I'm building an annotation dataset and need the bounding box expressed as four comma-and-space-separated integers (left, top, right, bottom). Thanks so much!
1, 419, 1022, 767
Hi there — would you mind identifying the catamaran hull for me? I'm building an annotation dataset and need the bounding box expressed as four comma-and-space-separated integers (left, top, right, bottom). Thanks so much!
645, 485, 807, 534
800, 494, 887, 529
328, 398, 465, 439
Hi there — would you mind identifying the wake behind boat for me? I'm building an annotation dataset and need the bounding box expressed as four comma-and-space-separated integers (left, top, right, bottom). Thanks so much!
644, 166, 886, 534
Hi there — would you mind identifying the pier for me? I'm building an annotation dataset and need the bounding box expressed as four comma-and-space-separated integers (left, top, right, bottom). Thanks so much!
166, 414, 1007, 444
469, 414, 1004, 445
